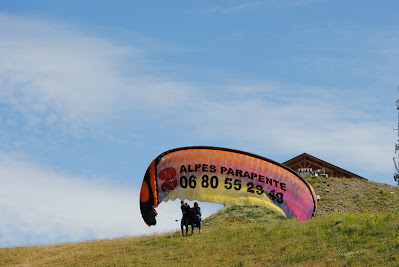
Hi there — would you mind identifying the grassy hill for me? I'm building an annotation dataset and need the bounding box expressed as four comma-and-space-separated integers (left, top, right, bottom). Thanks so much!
1, 177, 398, 266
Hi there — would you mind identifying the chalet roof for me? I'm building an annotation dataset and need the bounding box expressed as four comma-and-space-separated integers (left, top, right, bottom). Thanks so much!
282, 153, 367, 180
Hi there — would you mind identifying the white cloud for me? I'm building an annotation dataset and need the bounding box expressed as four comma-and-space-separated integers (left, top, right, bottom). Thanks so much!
0, 14, 196, 133
190, 85, 393, 182
0, 154, 222, 247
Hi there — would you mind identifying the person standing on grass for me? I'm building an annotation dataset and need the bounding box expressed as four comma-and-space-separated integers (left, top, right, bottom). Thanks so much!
180, 200, 191, 236
191, 202, 202, 234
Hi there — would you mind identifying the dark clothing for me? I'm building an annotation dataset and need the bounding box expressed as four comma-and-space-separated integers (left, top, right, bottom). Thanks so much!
192, 206, 201, 216
181, 203, 191, 227
181, 216, 190, 227
192, 206, 202, 227
181, 202, 202, 235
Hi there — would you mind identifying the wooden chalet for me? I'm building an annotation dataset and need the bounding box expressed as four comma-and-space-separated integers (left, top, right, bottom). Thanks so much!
283, 153, 367, 180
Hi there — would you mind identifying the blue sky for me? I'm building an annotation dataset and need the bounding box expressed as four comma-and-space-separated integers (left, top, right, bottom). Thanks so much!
0, 0, 398, 247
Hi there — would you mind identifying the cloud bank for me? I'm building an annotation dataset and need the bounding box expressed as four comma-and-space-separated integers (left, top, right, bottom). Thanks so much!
0, 14, 195, 133
0, 13, 393, 179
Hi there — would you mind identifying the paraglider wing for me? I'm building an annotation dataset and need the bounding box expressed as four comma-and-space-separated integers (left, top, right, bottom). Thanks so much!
139, 146, 317, 226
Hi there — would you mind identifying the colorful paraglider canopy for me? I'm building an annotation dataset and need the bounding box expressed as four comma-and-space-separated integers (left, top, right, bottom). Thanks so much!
139, 146, 317, 226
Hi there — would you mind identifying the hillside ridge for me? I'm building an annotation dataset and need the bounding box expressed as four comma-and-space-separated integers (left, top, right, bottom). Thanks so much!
1, 177, 398, 266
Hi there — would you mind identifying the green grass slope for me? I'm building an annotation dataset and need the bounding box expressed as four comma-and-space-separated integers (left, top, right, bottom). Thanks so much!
1, 177, 398, 266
